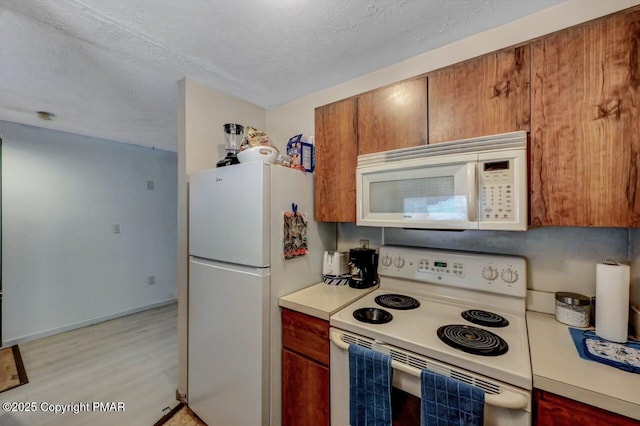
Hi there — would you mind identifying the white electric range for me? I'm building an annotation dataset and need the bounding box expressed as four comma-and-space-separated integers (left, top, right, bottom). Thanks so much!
329, 245, 533, 425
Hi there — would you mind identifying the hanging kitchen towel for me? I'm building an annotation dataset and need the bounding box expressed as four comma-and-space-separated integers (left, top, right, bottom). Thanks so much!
568, 328, 640, 374
421, 369, 484, 426
349, 344, 392, 426
282, 203, 309, 259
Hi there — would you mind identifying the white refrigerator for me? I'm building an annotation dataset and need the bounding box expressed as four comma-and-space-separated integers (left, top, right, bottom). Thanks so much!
188, 161, 335, 426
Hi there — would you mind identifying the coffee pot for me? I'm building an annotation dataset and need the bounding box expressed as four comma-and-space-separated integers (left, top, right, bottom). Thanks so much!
348, 247, 378, 289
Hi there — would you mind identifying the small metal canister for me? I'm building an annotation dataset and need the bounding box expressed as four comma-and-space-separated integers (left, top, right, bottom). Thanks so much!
555, 292, 591, 327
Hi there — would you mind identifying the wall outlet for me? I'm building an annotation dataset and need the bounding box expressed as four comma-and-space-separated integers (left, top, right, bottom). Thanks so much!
359, 239, 370, 248
113, 224, 121, 234
147, 180, 155, 190
147, 275, 156, 285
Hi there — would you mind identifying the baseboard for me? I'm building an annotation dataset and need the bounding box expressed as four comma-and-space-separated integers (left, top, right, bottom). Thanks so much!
1, 298, 177, 349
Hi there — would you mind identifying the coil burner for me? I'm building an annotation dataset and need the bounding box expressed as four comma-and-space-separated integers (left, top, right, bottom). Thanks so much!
461, 309, 509, 328
437, 324, 508, 356
374, 294, 420, 310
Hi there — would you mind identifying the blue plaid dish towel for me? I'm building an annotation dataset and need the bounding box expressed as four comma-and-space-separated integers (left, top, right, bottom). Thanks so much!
349, 344, 393, 426
421, 370, 484, 426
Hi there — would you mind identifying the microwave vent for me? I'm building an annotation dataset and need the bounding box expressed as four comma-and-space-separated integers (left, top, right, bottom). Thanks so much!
358, 131, 527, 168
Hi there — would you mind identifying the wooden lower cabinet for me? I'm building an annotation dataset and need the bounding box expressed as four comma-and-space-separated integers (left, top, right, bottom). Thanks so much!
282, 308, 330, 426
282, 349, 329, 425
534, 389, 639, 426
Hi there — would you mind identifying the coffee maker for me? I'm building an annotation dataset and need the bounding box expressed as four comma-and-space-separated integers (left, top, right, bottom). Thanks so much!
348, 248, 378, 289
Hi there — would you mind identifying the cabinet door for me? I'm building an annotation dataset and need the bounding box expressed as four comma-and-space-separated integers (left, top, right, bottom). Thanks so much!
534, 389, 639, 426
282, 349, 330, 426
357, 76, 428, 155
428, 45, 530, 144
315, 97, 358, 222
530, 8, 640, 227
282, 308, 330, 365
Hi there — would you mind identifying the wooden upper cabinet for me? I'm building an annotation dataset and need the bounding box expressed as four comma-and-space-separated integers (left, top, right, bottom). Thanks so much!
357, 76, 428, 155
314, 97, 358, 222
428, 45, 531, 144
530, 7, 640, 227
315, 78, 428, 222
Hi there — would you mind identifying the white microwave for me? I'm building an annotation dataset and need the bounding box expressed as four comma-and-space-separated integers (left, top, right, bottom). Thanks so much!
356, 131, 528, 231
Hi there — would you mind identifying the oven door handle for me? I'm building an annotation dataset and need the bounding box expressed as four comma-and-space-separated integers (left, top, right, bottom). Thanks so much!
330, 332, 529, 410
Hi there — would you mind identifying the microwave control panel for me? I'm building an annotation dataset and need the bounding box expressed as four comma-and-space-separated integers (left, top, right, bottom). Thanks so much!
478, 159, 515, 222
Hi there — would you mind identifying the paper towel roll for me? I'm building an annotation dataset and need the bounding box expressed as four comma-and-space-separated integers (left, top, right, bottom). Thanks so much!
595, 262, 630, 343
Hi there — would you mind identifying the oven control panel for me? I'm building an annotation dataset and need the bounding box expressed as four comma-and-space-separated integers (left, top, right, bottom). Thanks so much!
378, 246, 527, 298
417, 258, 465, 277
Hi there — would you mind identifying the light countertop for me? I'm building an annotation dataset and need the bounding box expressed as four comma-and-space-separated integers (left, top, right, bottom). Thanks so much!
281, 289, 640, 418
279, 282, 378, 321
527, 311, 640, 420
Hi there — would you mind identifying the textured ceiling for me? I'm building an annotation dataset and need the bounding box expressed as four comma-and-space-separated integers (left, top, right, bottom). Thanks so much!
0, 0, 567, 151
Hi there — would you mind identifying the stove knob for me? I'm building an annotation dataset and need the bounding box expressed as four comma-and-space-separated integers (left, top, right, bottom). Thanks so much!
481, 266, 499, 281
381, 255, 392, 267
393, 256, 405, 268
501, 268, 519, 283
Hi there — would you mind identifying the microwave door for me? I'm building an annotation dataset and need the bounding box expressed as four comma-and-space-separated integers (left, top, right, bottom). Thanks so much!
358, 159, 479, 230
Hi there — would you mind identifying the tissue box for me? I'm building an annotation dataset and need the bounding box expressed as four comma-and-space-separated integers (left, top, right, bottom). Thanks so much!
286, 134, 315, 172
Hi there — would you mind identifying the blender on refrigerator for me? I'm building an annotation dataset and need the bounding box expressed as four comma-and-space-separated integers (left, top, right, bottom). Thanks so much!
217, 123, 244, 167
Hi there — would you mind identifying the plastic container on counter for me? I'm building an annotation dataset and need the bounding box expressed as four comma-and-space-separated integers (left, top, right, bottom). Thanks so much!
555, 292, 591, 327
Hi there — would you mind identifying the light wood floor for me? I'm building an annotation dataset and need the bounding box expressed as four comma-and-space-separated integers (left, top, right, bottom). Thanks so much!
0, 302, 178, 426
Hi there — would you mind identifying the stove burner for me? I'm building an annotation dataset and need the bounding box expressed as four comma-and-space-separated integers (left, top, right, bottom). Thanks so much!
374, 294, 420, 310
353, 308, 393, 324
461, 309, 509, 328
437, 325, 508, 356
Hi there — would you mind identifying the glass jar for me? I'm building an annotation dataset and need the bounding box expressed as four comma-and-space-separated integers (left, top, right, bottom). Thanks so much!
555, 292, 591, 327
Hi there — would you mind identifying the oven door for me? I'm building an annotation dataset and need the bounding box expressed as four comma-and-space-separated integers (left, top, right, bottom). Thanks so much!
330, 328, 531, 426
356, 153, 479, 230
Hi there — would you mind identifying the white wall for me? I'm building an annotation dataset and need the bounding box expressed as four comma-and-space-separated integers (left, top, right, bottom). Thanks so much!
181, 78, 267, 175
176, 77, 266, 397
338, 224, 628, 301
1, 121, 177, 345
